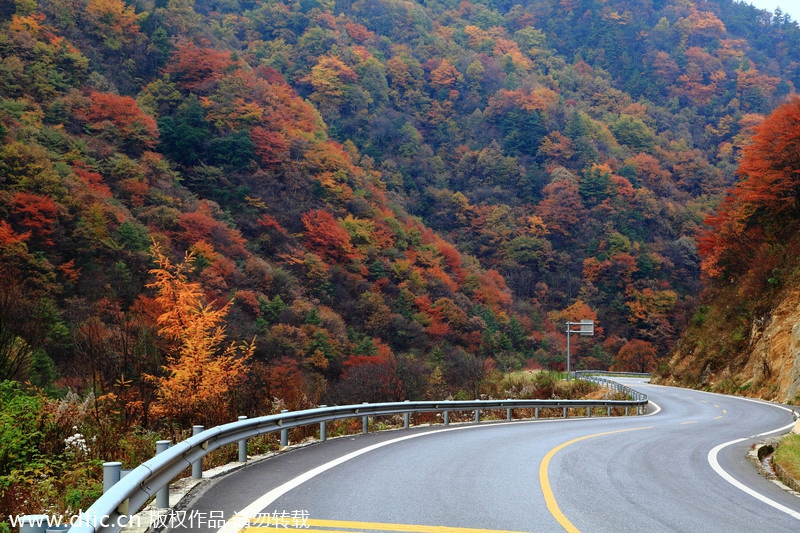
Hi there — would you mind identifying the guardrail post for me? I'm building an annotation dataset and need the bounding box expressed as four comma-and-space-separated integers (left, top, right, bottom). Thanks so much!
535, 407, 539, 419
103, 461, 122, 493
506, 407, 512, 421
319, 406, 327, 442
625, 406, 630, 416
587, 406, 592, 418
563, 407, 568, 419
156, 440, 171, 507
607, 405, 611, 416
192, 426, 204, 479
280, 410, 289, 447
475, 408, 480, 423
18, 515, 48, 533
238, 416, 248, 462
444, 410, 450, 425
403, 411, 410, 428
362, 403, 369, 433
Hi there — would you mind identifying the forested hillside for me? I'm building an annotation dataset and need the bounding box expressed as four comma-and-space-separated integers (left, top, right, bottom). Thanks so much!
2, 0, 800, 516
666, 95, 800, 402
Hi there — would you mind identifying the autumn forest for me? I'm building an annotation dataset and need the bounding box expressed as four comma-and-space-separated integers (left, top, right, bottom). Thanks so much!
2, 0, 800, 517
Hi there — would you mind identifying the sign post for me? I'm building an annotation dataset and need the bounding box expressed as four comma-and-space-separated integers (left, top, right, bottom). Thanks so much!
566, 319, 594, 379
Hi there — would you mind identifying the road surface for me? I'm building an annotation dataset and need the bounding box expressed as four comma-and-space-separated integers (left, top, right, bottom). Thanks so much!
170, 380, 800, 532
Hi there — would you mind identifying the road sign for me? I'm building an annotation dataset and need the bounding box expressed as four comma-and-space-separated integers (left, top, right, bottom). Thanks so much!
567, 319, 594, 336
566, 319, 595, 379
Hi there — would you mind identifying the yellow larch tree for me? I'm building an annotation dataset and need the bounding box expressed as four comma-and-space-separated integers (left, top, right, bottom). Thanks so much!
147, 241, 254, 427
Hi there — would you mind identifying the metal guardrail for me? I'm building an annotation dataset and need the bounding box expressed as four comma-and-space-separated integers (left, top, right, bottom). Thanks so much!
574, 370, 651, 378
20, 376, 648, 533
574, 370, 650, 402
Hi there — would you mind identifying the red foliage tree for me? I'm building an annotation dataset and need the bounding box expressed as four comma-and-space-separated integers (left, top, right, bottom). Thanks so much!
264, 357, 308, 411
251, 126, 288, 165
338, 341, 402, 403
301, 209, 362, 263
0, 220, 30, 246
345, 22, 375, 43
175, 201, 247, 258
80, 92, 158, 151
473, 269, 513, 312
72, 161, 112, 198
434, 237, 466, 283
536, 177, 586, 242
257, 214, 289, 236
10, 192, 59, 245
698, 97, 800, 279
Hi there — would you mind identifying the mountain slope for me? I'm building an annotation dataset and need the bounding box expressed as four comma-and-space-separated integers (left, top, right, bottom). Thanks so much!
1, 0, 799, 437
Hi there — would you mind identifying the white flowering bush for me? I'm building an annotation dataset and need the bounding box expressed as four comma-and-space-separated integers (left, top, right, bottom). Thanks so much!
64, 428, 91, 460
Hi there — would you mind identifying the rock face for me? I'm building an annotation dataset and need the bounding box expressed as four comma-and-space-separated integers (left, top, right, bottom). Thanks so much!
666, 286, 800, 403
742, 290, 800, 402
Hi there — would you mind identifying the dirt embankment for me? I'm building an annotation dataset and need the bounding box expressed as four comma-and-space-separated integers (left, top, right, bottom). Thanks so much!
665, 284, 800, 404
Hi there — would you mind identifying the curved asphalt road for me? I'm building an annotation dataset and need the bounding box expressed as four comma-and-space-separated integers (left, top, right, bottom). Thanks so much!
172, 380, 800, 532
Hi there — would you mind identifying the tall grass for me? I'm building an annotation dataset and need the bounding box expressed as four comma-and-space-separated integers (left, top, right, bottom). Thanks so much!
774, 433, 800, 484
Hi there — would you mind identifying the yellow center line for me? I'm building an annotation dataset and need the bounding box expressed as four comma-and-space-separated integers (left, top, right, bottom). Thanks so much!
243, 526, 346, 533
244, 528, 338, 532
244, 519, 526, 533
538, 427, 652, 533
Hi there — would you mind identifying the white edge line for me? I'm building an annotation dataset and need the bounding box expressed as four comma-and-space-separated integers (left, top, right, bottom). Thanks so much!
706, 395, 800, 521
614, 381, 800, 520
643, 399, 661, 416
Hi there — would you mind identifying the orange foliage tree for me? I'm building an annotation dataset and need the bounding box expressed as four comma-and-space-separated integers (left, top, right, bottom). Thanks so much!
611, 339, 657, 373
429, 58, 461, 90
536, 176, 586, 242
549, 299, 599, 328
165, 41, 238, 94
79, 91, 158, 152
146, 242, 254, 427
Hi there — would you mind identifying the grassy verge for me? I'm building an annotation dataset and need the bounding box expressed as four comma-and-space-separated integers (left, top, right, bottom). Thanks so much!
773, 432, 800, 490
